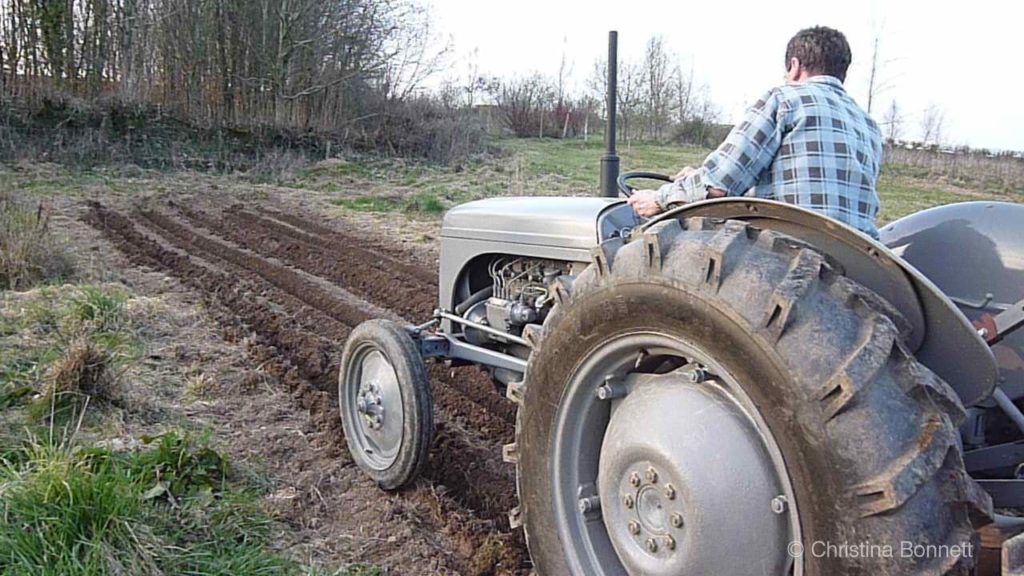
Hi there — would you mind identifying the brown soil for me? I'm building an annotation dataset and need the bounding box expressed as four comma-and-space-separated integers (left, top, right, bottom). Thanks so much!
83, 200, 529, 575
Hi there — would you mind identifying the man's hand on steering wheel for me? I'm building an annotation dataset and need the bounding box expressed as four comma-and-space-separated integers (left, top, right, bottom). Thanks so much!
626, 190, 663, 217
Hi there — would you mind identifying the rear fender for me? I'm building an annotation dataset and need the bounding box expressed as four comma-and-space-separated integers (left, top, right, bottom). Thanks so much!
650, 197, 998, 407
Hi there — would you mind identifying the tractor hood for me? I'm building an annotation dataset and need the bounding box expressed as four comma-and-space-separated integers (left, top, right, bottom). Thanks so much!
441, 197, 630, 249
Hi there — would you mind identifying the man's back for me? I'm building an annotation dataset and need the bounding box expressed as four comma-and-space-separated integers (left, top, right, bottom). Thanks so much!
748, 76, 883, 237
631, 26, 885, 239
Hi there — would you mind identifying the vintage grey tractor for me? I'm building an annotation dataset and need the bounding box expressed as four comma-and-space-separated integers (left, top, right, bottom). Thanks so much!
339, 183, 1024, 575
336, 34, 1024, 576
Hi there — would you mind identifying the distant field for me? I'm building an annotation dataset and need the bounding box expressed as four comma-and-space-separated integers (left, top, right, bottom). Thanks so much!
288, 138, 1022, 225
2, 138, 1020, 232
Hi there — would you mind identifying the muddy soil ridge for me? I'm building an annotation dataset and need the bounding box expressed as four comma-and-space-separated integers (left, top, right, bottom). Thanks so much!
84, 201, 529, 575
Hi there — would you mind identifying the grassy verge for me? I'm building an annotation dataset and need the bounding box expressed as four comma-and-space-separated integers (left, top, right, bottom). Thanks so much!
1, 281, 375, 576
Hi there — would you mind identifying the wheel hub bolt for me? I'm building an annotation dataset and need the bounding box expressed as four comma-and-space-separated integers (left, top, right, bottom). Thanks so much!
664, 483, 676, 500
628, 521, 641, 535
771, 495, 788, 515
645, 467, 658, 484
662, 535, 676, 551
646, 538, 658, 553
578, 496, 601, 515
629, 472, 641, 487
623, 494, 635, 509
670, 512, 684, 528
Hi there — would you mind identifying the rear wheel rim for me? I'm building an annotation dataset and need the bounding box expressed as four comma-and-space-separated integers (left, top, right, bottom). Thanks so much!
343, 344, 405, 470
550, 331, 802, 575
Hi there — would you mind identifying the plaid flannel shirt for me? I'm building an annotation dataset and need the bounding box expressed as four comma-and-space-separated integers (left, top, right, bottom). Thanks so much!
661, 76, 883, 238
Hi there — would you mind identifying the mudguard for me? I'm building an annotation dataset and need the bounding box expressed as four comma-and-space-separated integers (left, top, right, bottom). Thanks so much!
651, 197, 998, 408
881, 201, 1024, 400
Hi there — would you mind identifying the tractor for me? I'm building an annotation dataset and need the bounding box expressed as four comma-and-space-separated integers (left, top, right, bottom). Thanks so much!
336, 33, 1024, 575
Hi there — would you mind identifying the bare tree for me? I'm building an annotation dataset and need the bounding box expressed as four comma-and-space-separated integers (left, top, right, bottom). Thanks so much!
882, 99, 903, 142
490, 73, 551, 138
866, 35, 880, 114
586, 57, 607, 125
674, 63, 695, 124
0, 0, 449, 133
616, 60, 643, 146
864, 28, 897, 114
920, 104, 945, 146
641, 36, 674, 141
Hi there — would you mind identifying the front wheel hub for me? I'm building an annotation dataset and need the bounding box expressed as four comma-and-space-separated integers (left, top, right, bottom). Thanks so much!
598, 374, 792, 575
346, 349, 404, 469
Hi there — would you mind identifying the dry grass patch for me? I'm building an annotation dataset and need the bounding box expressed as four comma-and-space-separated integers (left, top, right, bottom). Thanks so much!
0, 190, 73, 290
44, 336, 120, 404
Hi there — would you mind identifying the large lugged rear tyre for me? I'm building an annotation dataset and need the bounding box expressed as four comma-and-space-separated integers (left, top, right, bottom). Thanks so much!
515, 218, 992, 575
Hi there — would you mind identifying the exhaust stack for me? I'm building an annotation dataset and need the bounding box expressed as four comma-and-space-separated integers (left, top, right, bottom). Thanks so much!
599, 31, 619, 197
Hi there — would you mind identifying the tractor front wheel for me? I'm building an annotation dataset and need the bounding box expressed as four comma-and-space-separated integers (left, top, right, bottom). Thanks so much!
339, 319, 433, 490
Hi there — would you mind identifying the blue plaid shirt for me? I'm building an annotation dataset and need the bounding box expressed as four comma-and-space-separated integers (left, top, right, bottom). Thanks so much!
665, 76, 882, 238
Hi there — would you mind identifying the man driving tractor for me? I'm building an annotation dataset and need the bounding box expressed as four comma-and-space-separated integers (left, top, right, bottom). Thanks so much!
628, 26, 884, 239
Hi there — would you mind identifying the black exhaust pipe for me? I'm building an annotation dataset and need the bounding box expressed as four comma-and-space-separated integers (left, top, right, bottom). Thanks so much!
599, 31, 619, 198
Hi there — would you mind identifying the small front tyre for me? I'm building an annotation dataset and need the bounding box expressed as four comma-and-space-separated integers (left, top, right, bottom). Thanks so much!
339, 319, 433, 490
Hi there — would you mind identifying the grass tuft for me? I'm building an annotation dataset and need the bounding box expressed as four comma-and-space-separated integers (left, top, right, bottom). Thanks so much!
44, 336, 116, 401
0, 191, 74, 291
70, 285, 128, 332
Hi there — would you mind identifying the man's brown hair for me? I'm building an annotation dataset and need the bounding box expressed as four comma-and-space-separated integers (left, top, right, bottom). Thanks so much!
785, 26, 852, 82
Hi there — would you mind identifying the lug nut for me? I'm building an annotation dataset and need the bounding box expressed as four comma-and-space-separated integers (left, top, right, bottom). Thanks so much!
771, 496, 788, 515
688, 369, 707, 383
645, 467, 658, 484
664, 483, 676, 500
663, 535, 676, 551
628, 521, 641, 535
646, 538, 659, 553
629, 472, 641, 487
578, 496, 601, 515
670, 512, 684, 528
623, 494, 635, 509
597, 377, 627, 400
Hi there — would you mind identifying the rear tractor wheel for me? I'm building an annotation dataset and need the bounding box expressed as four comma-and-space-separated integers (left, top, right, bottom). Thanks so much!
339, 319, 433, 490
514, 218, 991, 575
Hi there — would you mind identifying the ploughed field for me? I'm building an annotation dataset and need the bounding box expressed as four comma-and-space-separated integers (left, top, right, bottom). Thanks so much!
84, 201, 529, 575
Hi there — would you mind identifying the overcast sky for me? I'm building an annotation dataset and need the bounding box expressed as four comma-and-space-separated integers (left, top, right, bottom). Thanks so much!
427, 0, 1023, 152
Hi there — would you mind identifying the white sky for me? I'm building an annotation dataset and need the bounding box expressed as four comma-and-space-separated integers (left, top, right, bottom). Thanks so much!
427, 0, 1024, 151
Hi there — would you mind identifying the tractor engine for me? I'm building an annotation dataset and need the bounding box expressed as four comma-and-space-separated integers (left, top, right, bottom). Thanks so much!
461, 257, 571, 347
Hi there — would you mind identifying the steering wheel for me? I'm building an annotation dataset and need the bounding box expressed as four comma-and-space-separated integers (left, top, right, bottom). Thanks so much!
617, 171, 673, 198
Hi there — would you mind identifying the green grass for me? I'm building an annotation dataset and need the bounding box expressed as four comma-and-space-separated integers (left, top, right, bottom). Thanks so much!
308, 138, 707, 216
875, 170, 1017, 225
299, 137, 1022, 222
0, 430, 302, 576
